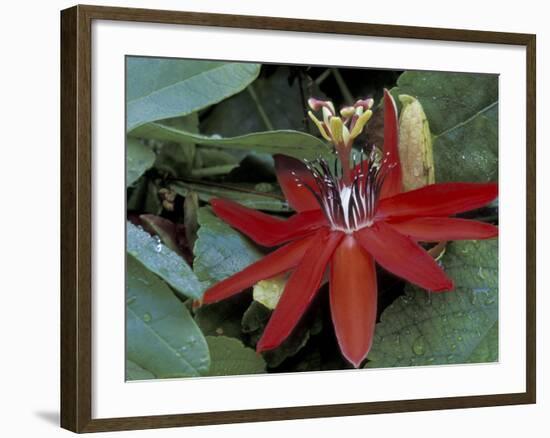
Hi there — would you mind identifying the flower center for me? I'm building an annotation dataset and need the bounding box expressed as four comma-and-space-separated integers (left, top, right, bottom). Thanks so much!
300, 148, 396, 233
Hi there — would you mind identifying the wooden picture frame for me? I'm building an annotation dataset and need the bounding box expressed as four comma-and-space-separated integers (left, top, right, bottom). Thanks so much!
60, 4, 536, 433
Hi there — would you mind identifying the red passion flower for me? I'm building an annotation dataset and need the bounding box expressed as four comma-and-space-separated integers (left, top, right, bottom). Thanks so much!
202, 90, 498, 367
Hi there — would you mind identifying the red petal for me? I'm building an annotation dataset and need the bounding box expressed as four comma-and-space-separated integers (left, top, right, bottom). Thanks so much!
377, 182, 498, 219
274, 154, 321, 212
380, 89, 403, 199
355, 222, 454, 292
256, 229, 344, 352
202, 234, 316, 304
330, 235, 377, 368
387, 217, 498, 241
211, 198, 327, 247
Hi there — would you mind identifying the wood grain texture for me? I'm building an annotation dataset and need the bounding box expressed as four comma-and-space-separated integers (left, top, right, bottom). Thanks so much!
525, 34, 536, 404
60, 4, 537, 433
60, 5, 78, 431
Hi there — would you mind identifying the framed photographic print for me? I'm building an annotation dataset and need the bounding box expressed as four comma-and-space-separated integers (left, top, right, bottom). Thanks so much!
60, 4, 536, 433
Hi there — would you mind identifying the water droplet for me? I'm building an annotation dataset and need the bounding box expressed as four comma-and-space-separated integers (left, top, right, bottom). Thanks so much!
457, 335, 463, 341
180, 345, 188, 352
143, 312, 152, 322
215, 327, 224, 335
450, 344, 457, 350
412, 336, 425, 356
428, 357, 435, 362
401, 294, 413, 304
477, 267, 487, 279
394, 335, 401, 346
126, 296, 136, 305
447, 354, 455, 361
152, 236, 163, 253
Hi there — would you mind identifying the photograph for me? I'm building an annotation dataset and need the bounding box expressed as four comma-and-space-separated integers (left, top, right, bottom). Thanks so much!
125, 57, 499, 379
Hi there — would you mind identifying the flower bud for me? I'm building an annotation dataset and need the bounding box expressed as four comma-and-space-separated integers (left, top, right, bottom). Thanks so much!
398, 95, 435, 191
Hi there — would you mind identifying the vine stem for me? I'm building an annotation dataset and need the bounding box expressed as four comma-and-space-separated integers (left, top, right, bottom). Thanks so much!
247, 84, 274, 131
331, 68, 354, 104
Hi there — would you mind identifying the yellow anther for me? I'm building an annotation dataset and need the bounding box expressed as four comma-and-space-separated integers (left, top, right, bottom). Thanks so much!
342, 124, 351, 146
322, 106, 332, 126
308, 111, 332, 142
329, 116, 344, 145
349, 109, 373, 139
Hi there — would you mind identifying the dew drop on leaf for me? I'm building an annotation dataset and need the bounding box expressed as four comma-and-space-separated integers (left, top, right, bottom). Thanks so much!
153, 235, 163, 253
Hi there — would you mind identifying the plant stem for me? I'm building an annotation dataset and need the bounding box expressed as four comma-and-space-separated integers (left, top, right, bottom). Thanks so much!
315, 69, 332, 86
331, 68, 354, 104
247, 85, 274, 131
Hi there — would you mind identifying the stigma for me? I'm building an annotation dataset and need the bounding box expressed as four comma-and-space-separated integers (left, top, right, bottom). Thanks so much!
299, 148, 396, 233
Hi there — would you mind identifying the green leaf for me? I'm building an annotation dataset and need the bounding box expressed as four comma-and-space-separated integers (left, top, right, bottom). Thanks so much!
201, 66, 317, 136
252, 274, 286, 310
194, 294, 251, 339
131, 123, 329, 160
126, 359, 155, 381
241, 301, 322, 368
392, 71, 498, 182
190, 164, 238, 177
170, 180, 289, 212
126, 58, 260, 132
195, 148, 239, 168
127, 221, 205, 299
366, 239, 498, 368
205, 336, 266, 376
126, 138, 155, 186
153, 113, 199, 177
193, 207, 263, 287
126, 255, 210, 379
